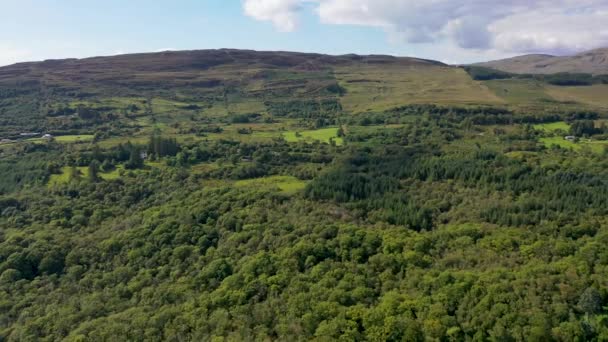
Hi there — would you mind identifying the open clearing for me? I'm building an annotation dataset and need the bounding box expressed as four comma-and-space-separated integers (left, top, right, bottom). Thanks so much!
283, 127, 343, 145
545, 84, 608, 108
54, 135, 95, 143
483, 79, 556, 106
48, 166, 122, 186
539, 137, 608, 153
15, 134, 96, 145
483, 80, 608, 111
336, 65, 503, 113
533, 122, 571, 132
234, 175, 307, 194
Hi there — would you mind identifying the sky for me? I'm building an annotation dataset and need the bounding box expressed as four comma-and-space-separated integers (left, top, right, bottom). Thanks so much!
1, 0, 607, 66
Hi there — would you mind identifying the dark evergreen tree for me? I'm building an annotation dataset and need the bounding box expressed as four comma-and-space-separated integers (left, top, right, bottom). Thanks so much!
88, 160, 100, 182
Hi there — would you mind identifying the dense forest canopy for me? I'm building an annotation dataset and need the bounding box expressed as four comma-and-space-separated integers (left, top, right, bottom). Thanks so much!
1, 49, 608, 341
463, 66, 608, 85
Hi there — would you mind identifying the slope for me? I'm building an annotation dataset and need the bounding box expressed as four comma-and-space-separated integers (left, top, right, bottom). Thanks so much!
474, 48, 608, 75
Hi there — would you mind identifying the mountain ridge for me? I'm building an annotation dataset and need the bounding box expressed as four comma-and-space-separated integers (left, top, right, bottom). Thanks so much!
0, 48, 447, 95
473, 48, 608, 75
4, 47, 608, 76
0, 48, 446, 73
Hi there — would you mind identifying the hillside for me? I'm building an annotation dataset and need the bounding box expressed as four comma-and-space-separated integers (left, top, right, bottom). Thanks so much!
1, 49, 608, 341
0, 49, 446, 87
0, 49, 505, 138
6, 48, 608, 141
474, 48, 608, 75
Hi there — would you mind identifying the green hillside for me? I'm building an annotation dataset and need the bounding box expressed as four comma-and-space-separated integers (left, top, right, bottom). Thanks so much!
1, 50, 608, 341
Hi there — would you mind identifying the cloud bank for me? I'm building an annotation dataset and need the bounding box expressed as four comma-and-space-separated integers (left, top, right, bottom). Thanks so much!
242, 0, 608, 55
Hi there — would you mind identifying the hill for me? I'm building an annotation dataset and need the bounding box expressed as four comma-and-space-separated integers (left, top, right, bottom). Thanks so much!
1, 49, 608, 341
0, 49, 504, 138
473, 48, 608, 75
0, 49, 446, 87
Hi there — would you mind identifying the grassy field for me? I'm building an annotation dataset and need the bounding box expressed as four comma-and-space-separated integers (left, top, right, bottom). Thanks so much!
202, 123, 286, 142
283, 127, 343, 145
70, 97, 206, 114
97, 123, 346, 148
10, 134, 96, 146
533, 121, 608, 134
190, 162, 220, 175
234, 175, 307, 194
69, 97, 144, 109
336, 65, 503, 113
96, 133, 215, 149
545, 84, 608, 108
97, 136, 150, 148
539, 137, 608, 153
96, 122, 330, 148
504, 151, 538, 159
48, 166, 122, 186
483, 79, 556, 106
54, 135, 95, 143
533, 122, 570, 132
540, 137, 579, 150
482, 80, 608, 111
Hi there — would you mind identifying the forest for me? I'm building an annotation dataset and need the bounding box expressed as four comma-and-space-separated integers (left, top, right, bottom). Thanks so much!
464, 66, 608, 86
1, 50, 608, 341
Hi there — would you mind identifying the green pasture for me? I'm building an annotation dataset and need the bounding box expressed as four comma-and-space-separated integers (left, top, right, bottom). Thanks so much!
533, 122, 570, 132
336, 65, 503, 113
54, 135, 95, 143
540, 137, 608, 153
234, 175, 307, 194
48, 166, 122, 186
283, 127, 343, 145
545, 84, 608, 108
483, 79, 556, 106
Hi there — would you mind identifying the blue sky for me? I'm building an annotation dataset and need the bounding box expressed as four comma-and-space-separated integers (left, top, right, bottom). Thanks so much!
0, 1, 389, 65
1, 0, 607, 66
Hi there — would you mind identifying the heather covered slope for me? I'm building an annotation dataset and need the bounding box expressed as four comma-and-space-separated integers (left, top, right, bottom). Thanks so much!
5, 48, 608, 141
0, 49, 497, 137
474, 48, 608, 75
0, 49, 447, 94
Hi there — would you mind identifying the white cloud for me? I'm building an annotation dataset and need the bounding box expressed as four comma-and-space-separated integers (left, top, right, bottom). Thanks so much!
243, 0, 302, 32
243, 0, 608, 55
490, 7, 608, 54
